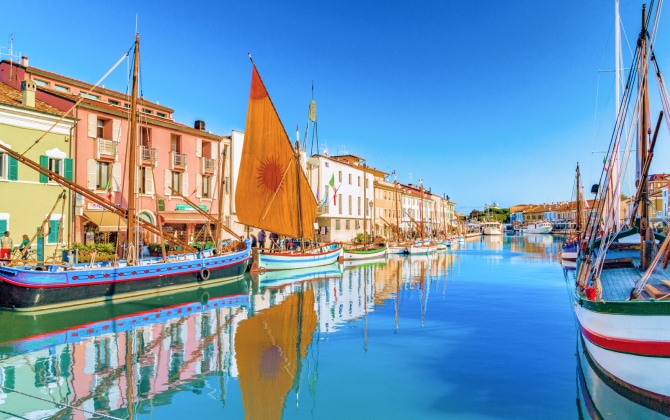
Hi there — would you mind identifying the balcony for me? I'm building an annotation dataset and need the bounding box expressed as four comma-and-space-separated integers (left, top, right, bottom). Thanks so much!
171, 152, 187, 169
202, 157, 216, 174
97, 138, 117, 157
140, 146, 158, 166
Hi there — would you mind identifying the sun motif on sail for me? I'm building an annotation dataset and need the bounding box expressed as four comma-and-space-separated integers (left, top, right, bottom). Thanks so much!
257, 156, 284, 195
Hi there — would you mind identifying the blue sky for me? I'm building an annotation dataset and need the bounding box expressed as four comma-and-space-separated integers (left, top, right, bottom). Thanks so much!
3, 1, 669, 213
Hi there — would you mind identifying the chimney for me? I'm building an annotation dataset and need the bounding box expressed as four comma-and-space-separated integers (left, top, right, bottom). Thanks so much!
21, 56, 28, 67
194, 120, 206, 131
21, 79, 36, 107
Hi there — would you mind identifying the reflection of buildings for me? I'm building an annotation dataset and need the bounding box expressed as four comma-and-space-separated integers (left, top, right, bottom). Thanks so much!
0, 285, 250, 419
507, 234, 564, 264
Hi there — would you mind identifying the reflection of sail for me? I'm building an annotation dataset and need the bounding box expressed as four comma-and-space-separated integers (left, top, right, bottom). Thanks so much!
235, 65, 317, 239
235, 288, 317, 420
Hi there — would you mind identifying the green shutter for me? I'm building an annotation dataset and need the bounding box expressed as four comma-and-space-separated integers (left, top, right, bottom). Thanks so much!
48, 220, 59, 243
158, 199, 165, 211
7, 156, 18, 181
64, 158, 73, 181
0, 219, 7, 234
39, 155, 48, 183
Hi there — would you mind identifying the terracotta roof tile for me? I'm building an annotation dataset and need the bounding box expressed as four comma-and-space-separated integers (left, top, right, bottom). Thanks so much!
0, 81, 71, 116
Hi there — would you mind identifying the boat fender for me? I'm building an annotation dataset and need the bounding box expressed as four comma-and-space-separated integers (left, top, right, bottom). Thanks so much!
199, 290, 210, 306
199, 267, 211, 281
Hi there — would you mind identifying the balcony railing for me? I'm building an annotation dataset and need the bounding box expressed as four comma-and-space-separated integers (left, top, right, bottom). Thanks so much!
140, 146, 158, 165
172, 152, 187, 168
97, 138, 117, 157
202, 157, 216, 174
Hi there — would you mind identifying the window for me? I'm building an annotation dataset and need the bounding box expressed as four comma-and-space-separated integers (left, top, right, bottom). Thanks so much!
80, 92, 100, 100
348, 195, 352, 215
338, 171, 342, 182
171, 134, 181, 152
202, 175, 212, 198
47, 219, 61, 245
142, 109, 153, 114
54, 84, 70, 93
0, 152, 5, 179
358, 197, 361, 216
358, 176, 360, 186
157, 112, 166, 118
346, 220, 350, 230
338, 194, 342, 214
97, 119, 105, 138
225, 177, 229, 194
335, 220, 340, 230
33, 79, 49, 87
138, 167, 148, 194
108, 99, 119, 106
96, 161, 110, 189
349, 174, 352, 184
171, 171, 182, 194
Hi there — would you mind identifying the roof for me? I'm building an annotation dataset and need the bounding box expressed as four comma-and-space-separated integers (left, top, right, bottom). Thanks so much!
0, 81, 73, 117
1, 59, 173, 113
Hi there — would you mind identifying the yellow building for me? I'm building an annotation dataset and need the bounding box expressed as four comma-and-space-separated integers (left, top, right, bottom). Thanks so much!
0, 81, 76, 262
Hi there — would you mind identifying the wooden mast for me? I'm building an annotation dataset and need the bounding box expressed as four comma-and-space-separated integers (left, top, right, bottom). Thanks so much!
639, 4, 651, 269
394, 171, 401, 242
126, 33, 140, 263
575, 163, 582, 235
363, 161, 367, 249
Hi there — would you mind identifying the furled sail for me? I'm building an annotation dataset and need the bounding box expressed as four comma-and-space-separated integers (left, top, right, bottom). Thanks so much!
235, 289, 317, 420
236, 65, 317, 239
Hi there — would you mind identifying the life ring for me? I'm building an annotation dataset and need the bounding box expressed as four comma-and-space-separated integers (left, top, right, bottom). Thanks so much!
199, 267, 211, 281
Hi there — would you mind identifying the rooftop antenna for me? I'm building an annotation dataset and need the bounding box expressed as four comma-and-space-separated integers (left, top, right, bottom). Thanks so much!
0, 35, 22, 81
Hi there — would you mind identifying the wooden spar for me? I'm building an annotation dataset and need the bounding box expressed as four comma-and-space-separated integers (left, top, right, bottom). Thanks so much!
295, 139, 304, 250
393, 174, 401, 241
168, 186, 242, 241
639, 5, 651, 269
0, 142, 196, 253
127, 34, 139, 262
362, 162, 367, 249
628, 111, 663, 227
216, 144, 229, 253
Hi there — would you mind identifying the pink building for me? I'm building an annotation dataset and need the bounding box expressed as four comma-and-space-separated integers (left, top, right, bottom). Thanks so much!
0, 58, 233, 247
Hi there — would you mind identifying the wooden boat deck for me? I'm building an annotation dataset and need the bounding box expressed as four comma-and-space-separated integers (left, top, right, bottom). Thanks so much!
597, 249, 670, 301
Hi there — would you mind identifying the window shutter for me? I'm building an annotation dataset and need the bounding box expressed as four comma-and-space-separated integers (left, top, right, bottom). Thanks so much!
182, 173, 188, 197
8, 156, 18, 181
39, 155, 48, 183
196, 138, 202, 158
87, 159, 96, 189
112, 163, 122, 192
164, 170, 171, 196
0, 219, 7, 234
48, 219, 59, 243
146, 168, 154, 194
112, 119, 121, 142
196, 173, 202, 198
64, 158, 73, 181
88, 114, 97, 138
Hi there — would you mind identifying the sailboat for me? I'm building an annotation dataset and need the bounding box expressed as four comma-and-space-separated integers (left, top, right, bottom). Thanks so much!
573, 2, 670, 400
560, 163, 583, 266
386, 172, 409, 254
342, 162, 387, 260
0, 34, 250, 311
235, 60, 342, 271
408, 181, 437, 254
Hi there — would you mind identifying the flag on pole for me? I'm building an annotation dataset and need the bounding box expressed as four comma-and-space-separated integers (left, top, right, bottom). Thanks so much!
105, 178, 113, 201
329, 174, 335, 187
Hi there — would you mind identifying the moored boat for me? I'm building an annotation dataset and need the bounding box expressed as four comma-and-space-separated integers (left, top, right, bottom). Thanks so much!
343, 245, 388, 260
0, 35, 250, 312
481, 221, 503, 235
235, 58, 342, 272
573, 2, 670, 401
526, 221, 553, 234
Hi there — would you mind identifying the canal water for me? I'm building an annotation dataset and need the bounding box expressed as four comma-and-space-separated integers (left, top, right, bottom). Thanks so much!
0, 235, 595, 419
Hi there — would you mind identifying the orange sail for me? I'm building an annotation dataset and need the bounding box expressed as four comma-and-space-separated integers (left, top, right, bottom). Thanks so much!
235, 65, 317, 239
235, 289, 317, 420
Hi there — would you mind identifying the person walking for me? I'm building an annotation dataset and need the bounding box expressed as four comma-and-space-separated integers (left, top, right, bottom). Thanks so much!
258, 229, 266, 249
0, 231, 12, 264
18, 234, 30, 259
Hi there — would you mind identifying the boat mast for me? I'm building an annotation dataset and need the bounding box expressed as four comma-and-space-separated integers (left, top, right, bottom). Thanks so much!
362, 161, 367, 249
419, 180, 424, 243
126, 33, 140, 263
639, 5, 651, 269
394, 171, 401, 241
575, 163, 582, 235
295, 134, 304, 248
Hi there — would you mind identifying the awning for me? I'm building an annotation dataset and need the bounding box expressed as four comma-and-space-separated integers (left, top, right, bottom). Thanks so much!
160, 212, 213, 224
83, 211, 127, 232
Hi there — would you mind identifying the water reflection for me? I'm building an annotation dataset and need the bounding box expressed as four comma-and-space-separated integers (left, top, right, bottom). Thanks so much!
0, 253, 458, 419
